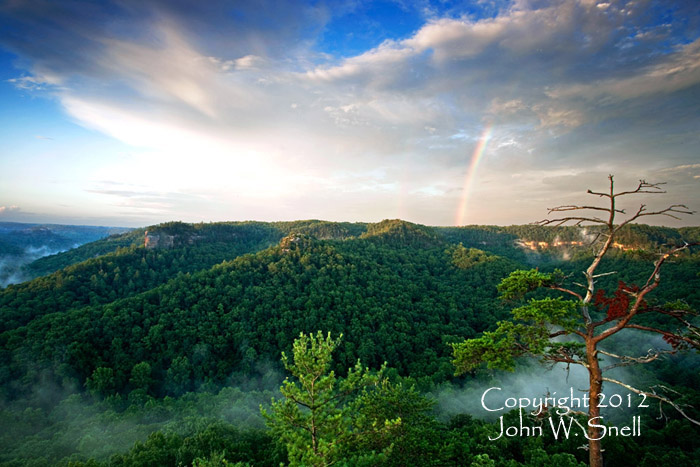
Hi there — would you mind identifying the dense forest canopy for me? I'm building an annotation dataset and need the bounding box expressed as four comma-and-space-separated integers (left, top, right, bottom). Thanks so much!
0, 219, 698, 466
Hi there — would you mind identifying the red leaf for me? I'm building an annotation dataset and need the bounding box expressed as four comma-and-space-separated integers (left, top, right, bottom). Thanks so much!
594, 281, 644, 320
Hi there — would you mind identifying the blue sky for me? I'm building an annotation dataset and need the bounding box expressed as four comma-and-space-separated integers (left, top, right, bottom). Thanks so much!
0, 0, 698, 227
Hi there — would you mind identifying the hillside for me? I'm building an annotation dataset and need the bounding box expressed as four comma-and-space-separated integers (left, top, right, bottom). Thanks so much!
0, 222, 131, 288
1, 221, 520, 397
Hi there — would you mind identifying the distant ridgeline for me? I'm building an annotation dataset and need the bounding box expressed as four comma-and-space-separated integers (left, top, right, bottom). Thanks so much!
5, 219, 697, 326
441, 223, 700, 261
143, 220, 368, 250
0, 222, 130, 257
4, 219, 698, 324
0, 222, 131, 288
134, 219, 700, 255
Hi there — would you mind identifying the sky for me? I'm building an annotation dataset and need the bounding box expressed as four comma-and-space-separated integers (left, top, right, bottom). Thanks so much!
0, 0, 698, 228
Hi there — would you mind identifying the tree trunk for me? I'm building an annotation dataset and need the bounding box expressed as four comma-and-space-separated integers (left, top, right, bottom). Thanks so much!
587, 339, 604, 467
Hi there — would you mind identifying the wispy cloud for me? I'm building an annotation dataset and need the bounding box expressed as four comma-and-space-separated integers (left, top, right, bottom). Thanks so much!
1, 0, 698, 225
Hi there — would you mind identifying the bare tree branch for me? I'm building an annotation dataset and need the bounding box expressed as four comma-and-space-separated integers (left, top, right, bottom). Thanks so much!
548, 285, 584, 301
547, 205, 625, 214
592, 271, 617, 279
615, 205, 695, 231
642, 244, 692, 289
637, 307, 700, 341
549, 329, 587, 339
598, 348, 674, 371
587, 189, 610, 198
602, 377, 700, 427
624, 324, 700, 349
613, 180, 667, 197
536, 217, 609, 227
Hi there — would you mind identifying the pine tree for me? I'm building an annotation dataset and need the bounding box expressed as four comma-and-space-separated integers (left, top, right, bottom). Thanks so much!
262, 331, 399, 466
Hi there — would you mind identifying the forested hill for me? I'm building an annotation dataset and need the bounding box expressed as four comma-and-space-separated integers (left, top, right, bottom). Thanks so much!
0, 222, 131, 288
0, 220, 521, 397
1, 219, 699, 465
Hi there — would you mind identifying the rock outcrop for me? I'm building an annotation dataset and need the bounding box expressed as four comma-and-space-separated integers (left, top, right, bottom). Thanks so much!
144, 231, 175, 249
280, 233, 314, 252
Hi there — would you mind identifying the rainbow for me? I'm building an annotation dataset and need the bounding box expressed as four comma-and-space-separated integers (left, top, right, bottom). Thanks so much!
455, 123, 493, 226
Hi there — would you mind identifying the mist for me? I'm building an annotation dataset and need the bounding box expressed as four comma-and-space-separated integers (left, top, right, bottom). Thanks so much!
433, 328, 698, 425
0, 222, 129, 288
0, 364, 284, 464
0, 245, 73, 287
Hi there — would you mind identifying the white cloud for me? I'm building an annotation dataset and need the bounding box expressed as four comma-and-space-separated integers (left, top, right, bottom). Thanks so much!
546, 38, 700, 102
3, 0, 699, 225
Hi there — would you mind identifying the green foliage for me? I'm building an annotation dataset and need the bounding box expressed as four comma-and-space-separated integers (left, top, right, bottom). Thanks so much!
361, 219, 441, 247
524, 448, 584, 467
166, 356, 193, 395
497, 269, 554, 301
104, 423, 280, 467
452, 321, 526, 372
470, 453, 495, 466
1, 226, 516, 400
273, 220, 367, 240
0, 222, 283, 333
86, 367, 116, 397
192, 451, 250, 466
349, 381, 446, 466
452, 297, 581, 373
129, 362, 152, 391
511, 297, 579, 330
454, 267, 584, 373
262, 331, 398, 466
26, 229, 144, 278
0, 384, 283, 466
449, 244, 496, 270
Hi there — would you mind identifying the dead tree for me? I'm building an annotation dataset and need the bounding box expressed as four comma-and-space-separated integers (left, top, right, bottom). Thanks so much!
453, 175, 698, 467
540, 175, 698, 466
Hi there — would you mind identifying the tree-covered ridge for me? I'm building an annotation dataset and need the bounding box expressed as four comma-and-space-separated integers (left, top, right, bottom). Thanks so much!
361, 219, 441, 247
0, 238, 23, 256
0, 222, 125, 252
145, 220, 368, 245
23, 220, 365, 280
0, 232, 517, 403
446, 224, 695, 249
0, 223, 286, 333
273, 219, 368, 239
17, 220, 698, 282
0, 223, 132, 288
25, 229, 146, 278
436, 223, 700, 268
